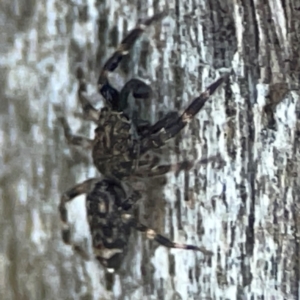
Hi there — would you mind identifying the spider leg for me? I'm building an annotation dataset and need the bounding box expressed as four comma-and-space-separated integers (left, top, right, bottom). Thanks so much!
138, 111, 180, 137
119, 78, 152, 111
134, 116, 152, 136
140, 75, 228, 153
76, 69, 152, 126
132, 160, 194, 178
59, 178, 99, 259
58, 116, 93, 150
99, 12, 166, 82
120, 160, 195, 209
123, 215, 213, 256
98, 12, 166, 105
132, 154, 221, 178
76, 67, 100, 122
100, 77, 153, 114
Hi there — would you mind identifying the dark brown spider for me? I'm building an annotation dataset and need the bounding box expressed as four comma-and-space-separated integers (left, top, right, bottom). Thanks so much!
59, 12, 228, 271
59, 12, 228, 180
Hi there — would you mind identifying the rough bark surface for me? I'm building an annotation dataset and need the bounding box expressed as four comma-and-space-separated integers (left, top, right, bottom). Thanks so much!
1, 0, 300, 299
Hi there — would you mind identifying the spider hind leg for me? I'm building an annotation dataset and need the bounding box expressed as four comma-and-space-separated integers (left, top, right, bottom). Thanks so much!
126, 217, 213, 256
59, 178, 99, 260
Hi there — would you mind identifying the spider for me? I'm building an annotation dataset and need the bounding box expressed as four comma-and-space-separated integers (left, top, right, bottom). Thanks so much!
59, 12, 228, 180
58, 12, 228, 271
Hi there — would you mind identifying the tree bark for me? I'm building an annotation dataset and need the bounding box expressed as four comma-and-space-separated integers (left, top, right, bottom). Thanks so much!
1, 0, 300, 299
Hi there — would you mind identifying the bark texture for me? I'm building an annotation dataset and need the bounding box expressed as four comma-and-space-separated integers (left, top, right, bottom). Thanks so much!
1, 0, 300, 299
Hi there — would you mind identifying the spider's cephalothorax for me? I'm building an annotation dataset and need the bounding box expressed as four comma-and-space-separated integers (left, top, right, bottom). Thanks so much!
59, 12, 228, 180
59, 177, 214, 271
58, 12, 228, 271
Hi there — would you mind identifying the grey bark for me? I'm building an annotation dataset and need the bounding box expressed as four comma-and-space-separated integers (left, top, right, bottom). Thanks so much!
1, 0, 300, 299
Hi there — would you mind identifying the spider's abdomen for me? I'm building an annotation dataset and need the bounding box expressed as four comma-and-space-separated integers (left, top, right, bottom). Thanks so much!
86, 178, 131, 270
92, 108, 139, 179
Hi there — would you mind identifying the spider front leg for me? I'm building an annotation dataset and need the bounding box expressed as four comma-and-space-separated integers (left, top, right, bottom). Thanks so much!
59, 178, 99, 259
76, 67, 100, 123
123, 215, 213, 256
132, 154, 221, 178
58, 116, 94, 150
100, 74, 155, 136
98, 12, 166, 84
98, 12, 166, 107
101, 78, 153, 113
140, 75, 229, 153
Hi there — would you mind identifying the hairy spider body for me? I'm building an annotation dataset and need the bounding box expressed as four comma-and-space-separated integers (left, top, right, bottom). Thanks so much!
82, 178, 134, 270
59, 12, 228, 272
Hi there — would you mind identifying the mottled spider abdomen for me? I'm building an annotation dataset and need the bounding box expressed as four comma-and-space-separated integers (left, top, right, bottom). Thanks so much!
86, 178, 134, 270
59, 177, 213, 272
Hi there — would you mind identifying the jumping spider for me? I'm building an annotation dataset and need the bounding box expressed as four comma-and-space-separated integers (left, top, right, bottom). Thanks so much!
59, 12, 228, 271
